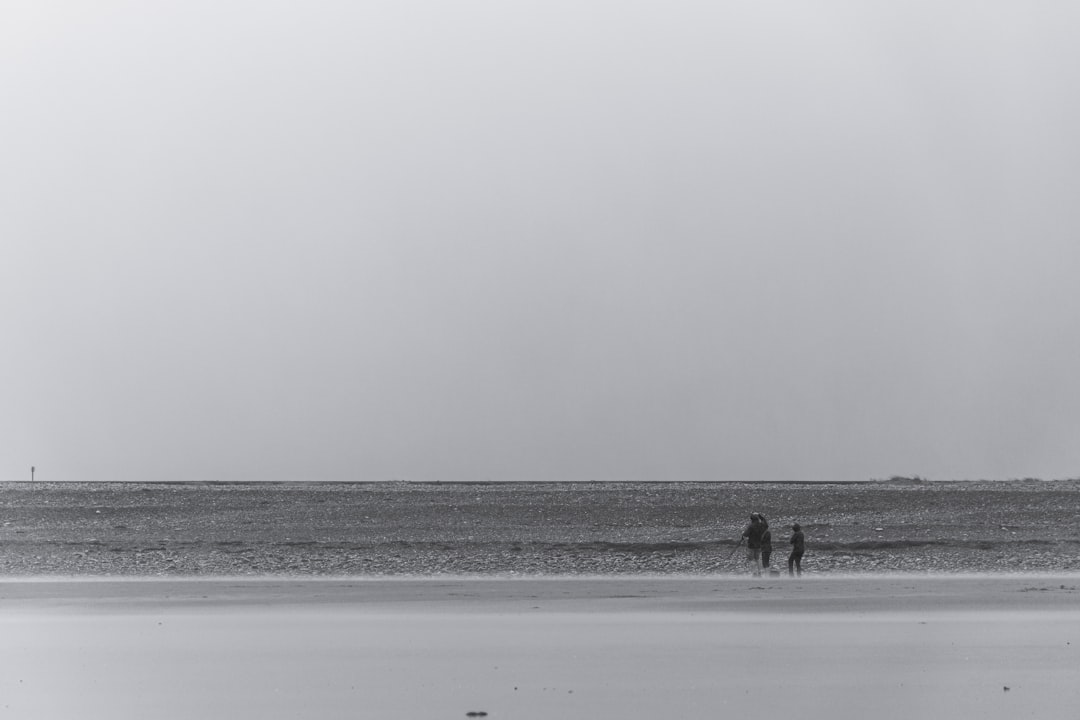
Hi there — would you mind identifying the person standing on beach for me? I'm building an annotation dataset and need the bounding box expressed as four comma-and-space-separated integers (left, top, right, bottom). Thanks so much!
741, 513, 764, 576
788, 523, 805, 576
760, 516, 773, 573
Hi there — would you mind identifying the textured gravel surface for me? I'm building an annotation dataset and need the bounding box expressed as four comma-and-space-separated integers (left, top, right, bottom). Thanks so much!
2, 480, 1079, 576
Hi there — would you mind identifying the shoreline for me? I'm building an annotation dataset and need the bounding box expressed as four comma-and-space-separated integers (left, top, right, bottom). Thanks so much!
5, 572, 1079, 614
5, 477, 1077, 484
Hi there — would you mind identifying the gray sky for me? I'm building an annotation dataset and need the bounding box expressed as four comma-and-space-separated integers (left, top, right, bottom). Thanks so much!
3, 1, 1079, 482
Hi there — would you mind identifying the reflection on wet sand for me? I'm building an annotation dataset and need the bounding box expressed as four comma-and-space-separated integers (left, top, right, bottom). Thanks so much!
2, 576, 1079, 720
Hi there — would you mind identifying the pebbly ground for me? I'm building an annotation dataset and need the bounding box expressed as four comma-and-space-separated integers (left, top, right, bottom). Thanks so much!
2, 480, 1079, 576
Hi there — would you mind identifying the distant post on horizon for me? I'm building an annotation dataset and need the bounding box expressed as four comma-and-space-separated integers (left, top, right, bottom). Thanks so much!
31, 466, 35, 482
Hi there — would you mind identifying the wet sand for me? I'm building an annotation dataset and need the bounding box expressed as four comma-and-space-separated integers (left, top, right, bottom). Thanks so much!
3, 575, 1079, 719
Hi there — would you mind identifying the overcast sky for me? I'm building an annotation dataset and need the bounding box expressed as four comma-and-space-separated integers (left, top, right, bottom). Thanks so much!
3, 1, 1078, 483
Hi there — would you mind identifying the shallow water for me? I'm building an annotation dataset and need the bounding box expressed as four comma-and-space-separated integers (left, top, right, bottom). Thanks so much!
5, 480, 1080, 575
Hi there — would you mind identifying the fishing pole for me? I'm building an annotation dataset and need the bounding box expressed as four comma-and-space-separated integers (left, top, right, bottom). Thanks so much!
726, 537, 745, 559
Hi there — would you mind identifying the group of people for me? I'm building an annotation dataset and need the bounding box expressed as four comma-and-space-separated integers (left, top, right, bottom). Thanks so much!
739, 513, 804, 577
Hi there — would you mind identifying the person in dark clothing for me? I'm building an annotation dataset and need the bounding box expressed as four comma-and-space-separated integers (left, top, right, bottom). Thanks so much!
741, 513, 764, 576
788, 523, 805, 576
760, 516, 773, 572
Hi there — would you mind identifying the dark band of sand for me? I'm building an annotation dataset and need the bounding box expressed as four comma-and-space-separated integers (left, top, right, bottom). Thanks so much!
4, 573, 1079, 614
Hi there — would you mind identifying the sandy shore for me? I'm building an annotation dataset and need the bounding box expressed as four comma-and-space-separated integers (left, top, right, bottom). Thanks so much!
4, 573, 1080, 613
3, 575, 1079, 719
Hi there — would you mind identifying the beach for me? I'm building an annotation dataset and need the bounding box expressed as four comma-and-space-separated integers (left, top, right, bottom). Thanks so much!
4, 575, 1079, 719
5, 482, 1080, 717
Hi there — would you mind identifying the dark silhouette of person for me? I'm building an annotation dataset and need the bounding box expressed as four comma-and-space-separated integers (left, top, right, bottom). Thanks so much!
760, 516, 772, 572
788, 523, 805, 576
741, 513, 765, 576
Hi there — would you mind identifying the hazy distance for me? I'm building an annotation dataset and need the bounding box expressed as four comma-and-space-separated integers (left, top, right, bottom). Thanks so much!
3, 1, 1078, 482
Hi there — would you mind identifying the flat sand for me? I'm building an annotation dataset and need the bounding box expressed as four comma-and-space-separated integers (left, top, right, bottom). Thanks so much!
3, 575, 1079, 719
